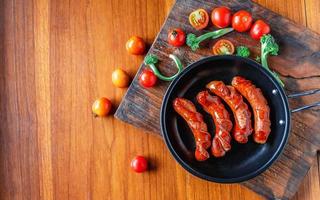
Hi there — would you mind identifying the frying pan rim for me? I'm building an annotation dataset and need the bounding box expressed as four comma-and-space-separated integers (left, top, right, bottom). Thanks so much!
160, 55, 291, 183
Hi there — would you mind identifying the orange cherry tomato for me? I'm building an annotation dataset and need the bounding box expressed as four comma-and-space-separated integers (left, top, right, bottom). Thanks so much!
212, 39, 235, 55
112, 68, 130, 88
92, 97, 112, 117
189, 9, 209, 30
126, 36, 146, 55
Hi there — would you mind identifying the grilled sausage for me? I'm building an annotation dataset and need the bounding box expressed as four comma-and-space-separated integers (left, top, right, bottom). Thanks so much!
232, 76, 271, 144
173, 98, 211, 161
207, 81, 253, 143
197, 91, 233, 157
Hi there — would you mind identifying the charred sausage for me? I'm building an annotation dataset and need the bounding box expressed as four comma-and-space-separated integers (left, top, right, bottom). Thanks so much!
197, 91, 233, 157
207, 81, 253, 143
173, 98, 211, 161
232, 76, 271, 144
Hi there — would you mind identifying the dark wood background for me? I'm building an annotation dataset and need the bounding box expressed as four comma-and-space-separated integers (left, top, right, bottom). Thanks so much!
0, 0, 319, 199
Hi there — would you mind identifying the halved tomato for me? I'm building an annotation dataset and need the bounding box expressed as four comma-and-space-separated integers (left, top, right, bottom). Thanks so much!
212, 39, 235, 55
189, 9, 209, 30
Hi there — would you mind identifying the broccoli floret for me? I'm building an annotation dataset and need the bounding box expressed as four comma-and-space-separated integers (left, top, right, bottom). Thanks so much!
260, 34, 284, 87
144, 54, 158, 65
186, 33, 199, 51
236, 46, 250, 58
261, 34, 279, 57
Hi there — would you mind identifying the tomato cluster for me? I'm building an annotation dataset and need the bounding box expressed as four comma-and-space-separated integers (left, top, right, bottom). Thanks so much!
189, 7, 270, 40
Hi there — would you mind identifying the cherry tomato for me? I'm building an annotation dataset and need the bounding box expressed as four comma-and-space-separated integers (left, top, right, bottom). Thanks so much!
250, 20, 271, 40
232, 10, 253, 32
112, 68, 130, 88
212, 39, 235, 55
139, 69, 157, 88
126, 36, 146, 55
130, 156, 148, 173
92, 97, 112, 117
189, 9, 209, 30
168, 28, 186, 47
211, 7, 232, 28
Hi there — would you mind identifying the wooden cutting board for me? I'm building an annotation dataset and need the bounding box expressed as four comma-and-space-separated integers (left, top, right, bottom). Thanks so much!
115, 0, 320, 199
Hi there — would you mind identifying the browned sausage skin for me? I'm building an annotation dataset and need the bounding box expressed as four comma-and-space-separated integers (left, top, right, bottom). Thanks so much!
173, 98, 211, 161
207, 81, 253, 143
197, 91, 233, 157
232, 76, 271, 144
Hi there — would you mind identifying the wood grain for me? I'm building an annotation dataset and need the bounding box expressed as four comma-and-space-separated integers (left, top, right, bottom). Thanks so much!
0, 0, 318, 200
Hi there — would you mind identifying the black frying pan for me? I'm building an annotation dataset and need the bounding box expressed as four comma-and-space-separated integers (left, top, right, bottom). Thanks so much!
160, 55, 320, 183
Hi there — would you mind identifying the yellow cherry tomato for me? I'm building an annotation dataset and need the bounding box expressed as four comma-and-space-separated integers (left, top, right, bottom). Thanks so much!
92, 97, 112, 117
112, 68, 130, 88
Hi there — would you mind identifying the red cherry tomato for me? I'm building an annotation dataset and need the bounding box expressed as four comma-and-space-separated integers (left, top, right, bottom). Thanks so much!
232, 10, 253, 32
92, 97, 112, 117
139, 69, 157, 88
250, 20, 271, 40
212, 39, 235, 55
130, 156, 148, 173
168, 28, 186, 47
126, 36, 146, 55
189, 9, 209, 30
211, 7, 232, 28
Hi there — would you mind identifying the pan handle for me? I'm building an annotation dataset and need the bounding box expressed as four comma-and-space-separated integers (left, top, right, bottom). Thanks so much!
287, 89, 320, 113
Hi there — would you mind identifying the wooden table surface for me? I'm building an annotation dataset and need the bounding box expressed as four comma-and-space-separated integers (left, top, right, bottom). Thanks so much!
0, 0, 319, 199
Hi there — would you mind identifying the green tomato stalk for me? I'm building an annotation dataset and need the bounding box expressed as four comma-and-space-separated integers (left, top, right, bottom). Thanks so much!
187, 28, 234, 51
144, 54, 183, 81
236, 46, 250, 58
260, 34, 285, 87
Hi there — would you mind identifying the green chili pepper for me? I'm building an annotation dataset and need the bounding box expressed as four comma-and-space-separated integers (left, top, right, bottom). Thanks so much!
144, 54, 183, 81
